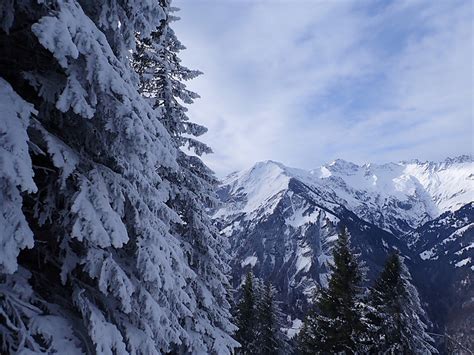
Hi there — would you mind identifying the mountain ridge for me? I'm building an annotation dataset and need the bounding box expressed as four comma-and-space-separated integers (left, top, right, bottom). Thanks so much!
215, 155, 473, 344
218, 155, 473, 236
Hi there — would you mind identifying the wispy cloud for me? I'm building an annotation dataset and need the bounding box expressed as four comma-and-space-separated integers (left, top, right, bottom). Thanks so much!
174, 0, 473, 175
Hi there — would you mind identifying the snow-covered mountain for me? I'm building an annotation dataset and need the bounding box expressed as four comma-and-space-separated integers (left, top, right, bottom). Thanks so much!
413, 202, 473, 265
215, 155, 473, 335
217, 155, 473, 236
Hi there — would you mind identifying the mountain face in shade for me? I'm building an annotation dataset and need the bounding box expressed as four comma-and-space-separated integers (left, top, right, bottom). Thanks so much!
214, 156, 473, 338
409, 203, 473, 345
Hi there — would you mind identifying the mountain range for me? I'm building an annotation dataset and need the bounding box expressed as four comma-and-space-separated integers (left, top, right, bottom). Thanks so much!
214, 155, 473, 345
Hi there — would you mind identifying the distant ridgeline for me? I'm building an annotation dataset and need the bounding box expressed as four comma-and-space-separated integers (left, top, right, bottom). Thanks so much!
215, 156, 473, 352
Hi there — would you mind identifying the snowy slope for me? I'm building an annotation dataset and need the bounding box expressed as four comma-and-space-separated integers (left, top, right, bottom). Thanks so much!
412, 202, 474, 269
216, 161, 292, 220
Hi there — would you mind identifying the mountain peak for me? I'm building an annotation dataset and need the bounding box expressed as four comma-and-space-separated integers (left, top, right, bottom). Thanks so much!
217, 160, 292, 218
252, 159, 287, 171
219, 155, 473, 231
443, 154, 472, 165
401, 154, 472, 166
327, 159, 360, 174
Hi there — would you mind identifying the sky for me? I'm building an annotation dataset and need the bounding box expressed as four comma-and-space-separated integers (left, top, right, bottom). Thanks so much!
173, 0, 473, 176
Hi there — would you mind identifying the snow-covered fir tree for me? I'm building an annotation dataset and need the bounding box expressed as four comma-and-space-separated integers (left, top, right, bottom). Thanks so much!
0, 1, 236, 353
368, 252, 437, 354
298, 228, 370, 354
132, 4, 237, 353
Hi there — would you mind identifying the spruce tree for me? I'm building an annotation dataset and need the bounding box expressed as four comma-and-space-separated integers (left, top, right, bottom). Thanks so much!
299, 228, 368, 354
298, 296, 320, 354
0, 1, 236, 353
235, 272, 257, 354
133, 5, 237, 353
255, 282, 287, 355
368, 253, 437, 354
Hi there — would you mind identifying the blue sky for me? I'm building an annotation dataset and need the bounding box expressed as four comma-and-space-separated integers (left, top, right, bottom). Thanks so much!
173, 0, 473, 176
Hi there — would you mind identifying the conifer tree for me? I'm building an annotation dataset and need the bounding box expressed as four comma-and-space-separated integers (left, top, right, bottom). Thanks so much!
368, 253, 437, 354
297, 296, 320, 354
299, 228, 368, 354
133, 5, 237, 353
254, 281, 287, 355
0, 1, 236, 353
235, 272, 257, 354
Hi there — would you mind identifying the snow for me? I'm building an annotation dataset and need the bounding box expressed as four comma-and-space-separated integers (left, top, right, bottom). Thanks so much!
37, 124, 79, 188
215, 161, 290, 219
0, 78, 37, 193
241, 256, 258, 268
303, 283, 318, 298
282, 318, 303, 339
419, 249, 438, 261
420, 222, 473, 262
0, 78, 37, 274
325, 234, 339, 243
455, 257, 471, 268
0, 1, 238, 353
295, 250, 312, 274
71, 170, 129, 249
319, 273, 331, 288
455, 243, 474, 255
403, 157, 474, 213
318, 166, 332, 178
441, 223, 473, 245
217, 156, 474, 235
322, 156, 473, 224
285, 206, 320, 229
220, 221, 242, 236
29, 315, 83, 355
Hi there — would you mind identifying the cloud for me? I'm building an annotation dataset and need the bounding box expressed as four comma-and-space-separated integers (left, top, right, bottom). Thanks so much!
174, 0, 473, 175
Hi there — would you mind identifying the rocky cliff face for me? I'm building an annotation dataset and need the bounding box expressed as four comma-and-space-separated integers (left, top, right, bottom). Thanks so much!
215, 156, 473, 338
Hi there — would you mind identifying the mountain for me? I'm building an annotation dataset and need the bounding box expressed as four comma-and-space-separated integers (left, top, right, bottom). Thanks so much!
410, 203, 473, 348
311, 155, 472, 235
215, 156, 473, 340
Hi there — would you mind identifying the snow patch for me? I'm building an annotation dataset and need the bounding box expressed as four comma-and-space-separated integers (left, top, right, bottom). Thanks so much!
441, 223, 473, 245
455, 257, 471, 268
285, 207, 320, 229
282, 318, 303, 339
455, 243, 474, 255
420, 249, 438, 261
294, 243, 312, 274
241, 256, 258, 268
